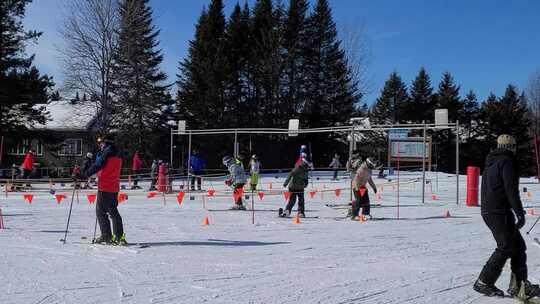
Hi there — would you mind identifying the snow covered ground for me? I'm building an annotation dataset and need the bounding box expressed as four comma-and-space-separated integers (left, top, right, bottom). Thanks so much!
1, 171, 540, 304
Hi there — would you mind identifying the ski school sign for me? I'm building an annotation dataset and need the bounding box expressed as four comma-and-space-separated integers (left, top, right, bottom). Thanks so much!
388, 136, 432, 167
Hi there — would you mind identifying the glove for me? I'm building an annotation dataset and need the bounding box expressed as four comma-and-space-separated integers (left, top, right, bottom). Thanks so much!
516, 212, 526, 230
225, 179, 232, 186
373, 188, 377, 194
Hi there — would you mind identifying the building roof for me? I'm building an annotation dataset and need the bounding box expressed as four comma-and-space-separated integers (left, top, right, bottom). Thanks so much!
34, 101, 96, 131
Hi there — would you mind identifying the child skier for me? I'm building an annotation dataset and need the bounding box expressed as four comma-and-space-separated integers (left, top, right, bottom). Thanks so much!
350, 157, 378, 220
280, 158, 309, 218
329, 153, 341, 180
223, 155, 247, 210
249, 155, 261, 191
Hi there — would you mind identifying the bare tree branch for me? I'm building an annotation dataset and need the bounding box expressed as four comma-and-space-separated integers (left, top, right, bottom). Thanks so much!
339, 22, 373, 101
57, 0, 119, 131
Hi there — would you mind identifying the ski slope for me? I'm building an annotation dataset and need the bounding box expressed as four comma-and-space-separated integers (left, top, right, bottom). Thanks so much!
1, 171, 540, 304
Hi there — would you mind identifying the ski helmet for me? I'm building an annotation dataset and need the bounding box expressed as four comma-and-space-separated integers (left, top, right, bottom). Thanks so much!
497, 134, 516, 153
222, 155, 233, 166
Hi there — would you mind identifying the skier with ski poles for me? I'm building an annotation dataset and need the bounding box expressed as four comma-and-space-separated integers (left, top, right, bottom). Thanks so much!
329, 153, 342, 181
249, 155, 261, 191
73, 135, 126, 245
349, 157, 378, 220
280, 157, 309, 218
223, 155, 247, 210
474, 134, 540, 300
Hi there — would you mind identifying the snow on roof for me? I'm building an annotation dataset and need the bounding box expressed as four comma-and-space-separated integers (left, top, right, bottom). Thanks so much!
34, 100, 96, 131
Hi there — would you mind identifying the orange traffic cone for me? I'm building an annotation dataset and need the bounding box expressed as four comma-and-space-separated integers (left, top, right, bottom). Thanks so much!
359, 215, 366, 222
527, 192, 532, 198
203, 216, 210, 225
294, 213, 301, 224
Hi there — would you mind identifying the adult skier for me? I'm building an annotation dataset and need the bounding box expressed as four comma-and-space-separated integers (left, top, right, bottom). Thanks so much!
223, 155, 247, 210
189, 149, 205, 191
75, 135, 126, 245
329, 153, 342, 180
21, 149, 35, 187
349, 157, 378, 220
474, 134, 540, 300
280, 158, 309, 218
131, 151, 142, 190
249, 155, 261, 191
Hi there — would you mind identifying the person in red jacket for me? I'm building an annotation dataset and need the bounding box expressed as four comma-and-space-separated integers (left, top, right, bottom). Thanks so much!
21, 150, 35, 178
131, 151, 142, 190
77, 135, 126, 245
21, 149, 35, 187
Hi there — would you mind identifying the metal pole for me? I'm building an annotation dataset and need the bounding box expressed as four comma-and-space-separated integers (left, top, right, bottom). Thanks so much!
422, 122, 427, 204
234, 130, 238, 158
0, 135, 4, 167
397, 141, 400, 220
187, 132, 192, 193
456, 120, 460, 205
170, 129, 173, 169
349, 128, 353, 203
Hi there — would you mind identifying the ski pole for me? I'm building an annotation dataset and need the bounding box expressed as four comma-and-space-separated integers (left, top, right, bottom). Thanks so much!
92, 210, 98, 242
526, 215, 540, 235
61, 183, 78, 244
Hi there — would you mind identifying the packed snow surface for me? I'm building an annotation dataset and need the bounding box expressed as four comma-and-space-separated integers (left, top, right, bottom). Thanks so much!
1, 171, 540, 303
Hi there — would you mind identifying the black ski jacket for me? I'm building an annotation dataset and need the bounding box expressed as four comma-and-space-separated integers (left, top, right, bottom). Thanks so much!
480, 148, 524, 216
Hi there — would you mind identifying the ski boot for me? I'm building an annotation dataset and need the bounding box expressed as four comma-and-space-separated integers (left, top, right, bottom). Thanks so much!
473, 279, 504, 297
230, 204, 246, 211
298, 212, 306, 218
112, 233, 128, 246
509, 273, 540, 300
93, 235, 113, 245
279, 209, 291, 218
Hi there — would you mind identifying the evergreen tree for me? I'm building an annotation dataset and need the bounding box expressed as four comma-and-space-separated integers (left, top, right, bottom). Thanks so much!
112, 0, 171, 155
223, 3, 251, 127
407, 67, 433, 123
478, 86, 532, 174
0, 0, 54, 134
303, 0, 358, 128
370, 72, 409, 124
282, 0, 309, 119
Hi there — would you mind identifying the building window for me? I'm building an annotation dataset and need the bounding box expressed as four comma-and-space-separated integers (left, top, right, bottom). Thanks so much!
8, 139, 29, 155
35, 140, 43, 156
58, 139, 83, 156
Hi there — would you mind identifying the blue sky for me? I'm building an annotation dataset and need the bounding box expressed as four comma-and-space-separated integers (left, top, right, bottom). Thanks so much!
23, 0, 540, 104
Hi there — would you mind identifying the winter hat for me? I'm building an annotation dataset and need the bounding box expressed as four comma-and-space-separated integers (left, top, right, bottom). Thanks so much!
497, 134, 516, 152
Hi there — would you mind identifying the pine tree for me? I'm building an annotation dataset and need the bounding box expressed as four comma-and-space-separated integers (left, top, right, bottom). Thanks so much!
407, 67, 433, 123
112, 0, 171, 155
223, 3, 251, 127
478, 86, 532, 174
282, 0, 309, 119
0, 0, 54, 134
370, 72, 409, 124
303, 0, 358, 128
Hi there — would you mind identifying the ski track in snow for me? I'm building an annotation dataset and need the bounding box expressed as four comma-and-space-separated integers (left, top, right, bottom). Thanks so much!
1, 172, 539, 303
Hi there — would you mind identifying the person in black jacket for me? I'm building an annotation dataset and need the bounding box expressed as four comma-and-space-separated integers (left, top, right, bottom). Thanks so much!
474, 134, 539, 299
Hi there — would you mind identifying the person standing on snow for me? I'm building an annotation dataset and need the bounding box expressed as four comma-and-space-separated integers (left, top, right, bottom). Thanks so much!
349, 157, 378, 220
21, 149, 35, 186
223, 155, 247, 210
329, 153, 342, 180
189, 149, 205, 191
473, 134, 540, 299
249, 155, 261, 191
149, 159, 158, 191
131, 151, 142, 190
280, 158, 309, 218
75, 135, 126, 245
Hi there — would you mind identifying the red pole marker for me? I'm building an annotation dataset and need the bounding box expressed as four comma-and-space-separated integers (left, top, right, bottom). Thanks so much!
283, 191, 291, 201
23, 194, 33, 204
257, 191, 264, 200
147, 191, 157, 199
309, 190, 317, 199
177, 191, 185, 205
55, 194, 67, 204
87, 193, 97, 204
207, 189, 215, 197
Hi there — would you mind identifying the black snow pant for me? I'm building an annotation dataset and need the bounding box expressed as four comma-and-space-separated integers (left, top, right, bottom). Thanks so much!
333, 170, 339, 180
96, 191, 124, 240
190, 171, 202, 190
352, 187, 370, 217
479, 212, 527, 285
285, 191, 305, 214
22, 169, 32, 187
132, 170, 139, 187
